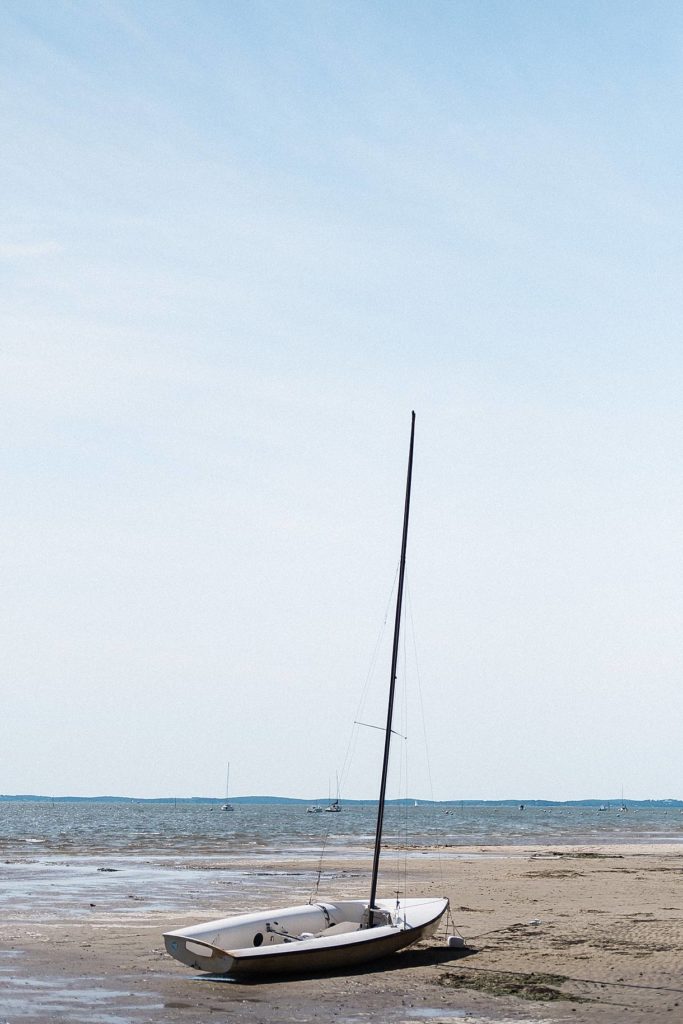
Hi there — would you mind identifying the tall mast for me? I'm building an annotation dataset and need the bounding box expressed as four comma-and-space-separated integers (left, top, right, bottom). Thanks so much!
367, 411, 416, 925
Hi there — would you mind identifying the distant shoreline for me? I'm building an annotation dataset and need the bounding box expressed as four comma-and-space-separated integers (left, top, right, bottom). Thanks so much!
2, 794, 682, 807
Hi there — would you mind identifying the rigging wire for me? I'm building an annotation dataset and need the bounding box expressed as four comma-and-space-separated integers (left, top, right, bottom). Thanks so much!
395, 581, 410, 905
310, 566, 400, 899
406, 580, 447, 897
310, 566, 444, 915
309, 827, 329, 903
337, 564, 400, 801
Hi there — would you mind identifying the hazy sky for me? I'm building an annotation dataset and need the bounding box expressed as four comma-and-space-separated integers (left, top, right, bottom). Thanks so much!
2, 1, 683, 802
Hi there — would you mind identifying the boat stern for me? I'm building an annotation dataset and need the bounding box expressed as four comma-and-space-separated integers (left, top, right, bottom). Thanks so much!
164, 930, 235, 974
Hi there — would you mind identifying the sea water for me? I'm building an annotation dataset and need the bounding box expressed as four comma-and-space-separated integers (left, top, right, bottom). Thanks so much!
1, 799, 682, 860
1, 800, 682, 929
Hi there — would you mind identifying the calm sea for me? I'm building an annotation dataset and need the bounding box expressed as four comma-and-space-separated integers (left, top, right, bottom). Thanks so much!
2, 800, 682, 922
2, 800, 682, 860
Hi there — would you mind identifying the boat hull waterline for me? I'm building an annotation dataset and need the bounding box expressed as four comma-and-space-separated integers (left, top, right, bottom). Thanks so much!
163, 896, 448, 976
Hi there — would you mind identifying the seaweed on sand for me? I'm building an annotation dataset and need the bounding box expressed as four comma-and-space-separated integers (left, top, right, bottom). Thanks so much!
436, 968, 587, 1003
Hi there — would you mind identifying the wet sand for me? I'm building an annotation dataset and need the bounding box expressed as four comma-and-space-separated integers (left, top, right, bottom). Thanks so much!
1, 843, 682, 1023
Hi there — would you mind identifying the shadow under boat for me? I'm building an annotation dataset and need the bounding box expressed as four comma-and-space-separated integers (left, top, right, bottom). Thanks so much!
194, 941, 477, 985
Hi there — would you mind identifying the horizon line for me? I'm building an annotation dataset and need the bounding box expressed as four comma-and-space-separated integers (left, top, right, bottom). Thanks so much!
2, 794, 682, 805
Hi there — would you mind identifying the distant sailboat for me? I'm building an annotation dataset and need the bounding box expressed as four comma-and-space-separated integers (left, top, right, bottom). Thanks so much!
325, 774, 342, 812
221, 764, 234, 811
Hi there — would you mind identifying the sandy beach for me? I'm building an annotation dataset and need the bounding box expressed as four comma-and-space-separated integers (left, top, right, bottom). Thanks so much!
2, 842, 682, 1023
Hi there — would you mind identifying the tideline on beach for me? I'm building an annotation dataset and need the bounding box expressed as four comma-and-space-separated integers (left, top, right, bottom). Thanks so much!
1, 801, 682, 1023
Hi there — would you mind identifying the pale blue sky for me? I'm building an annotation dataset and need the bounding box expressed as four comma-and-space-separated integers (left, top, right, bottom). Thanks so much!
2, 1, 683, 800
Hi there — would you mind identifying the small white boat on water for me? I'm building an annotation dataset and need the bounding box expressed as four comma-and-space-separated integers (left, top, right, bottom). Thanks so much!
164, 413, 449, 977
325, 773, 342, 812
221, 764, 233, 812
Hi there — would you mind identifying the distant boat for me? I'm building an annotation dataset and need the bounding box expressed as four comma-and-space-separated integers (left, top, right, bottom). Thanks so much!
164, 412, 448, 976
221, 765, 234, 812
325, 773, 342, 812
306, 805, 323, 814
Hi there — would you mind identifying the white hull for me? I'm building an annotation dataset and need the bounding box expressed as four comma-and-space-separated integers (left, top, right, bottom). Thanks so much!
164, 896, 448, 977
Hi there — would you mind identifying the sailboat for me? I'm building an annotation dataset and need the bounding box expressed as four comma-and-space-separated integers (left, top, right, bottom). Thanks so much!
325, 773, 342, 812
164, 413, 448, 976
221, 765, 234, 812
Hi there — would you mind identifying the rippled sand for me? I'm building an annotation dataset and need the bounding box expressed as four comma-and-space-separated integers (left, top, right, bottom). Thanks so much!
1, 841, 682, 1023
